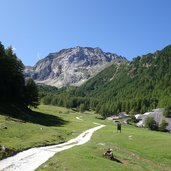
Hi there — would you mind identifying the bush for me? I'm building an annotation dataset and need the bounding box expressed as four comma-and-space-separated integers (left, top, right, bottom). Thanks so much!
159, 119, 168, 132
79, 104, 86, 113
42, 96, 52, 105
127, 116, 138, 125
163, 106, 171, 117
145, 117, 158, 130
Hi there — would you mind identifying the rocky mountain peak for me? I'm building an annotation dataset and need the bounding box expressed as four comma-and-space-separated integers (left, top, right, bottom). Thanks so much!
25, 46, 127, 87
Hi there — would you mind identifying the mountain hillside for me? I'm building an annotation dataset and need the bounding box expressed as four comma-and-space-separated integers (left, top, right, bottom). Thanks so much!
25, 46, 127, 87
73, 45, 171, 115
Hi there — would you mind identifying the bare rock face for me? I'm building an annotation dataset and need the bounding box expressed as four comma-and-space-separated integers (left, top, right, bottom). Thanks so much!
25, 46, 127, 87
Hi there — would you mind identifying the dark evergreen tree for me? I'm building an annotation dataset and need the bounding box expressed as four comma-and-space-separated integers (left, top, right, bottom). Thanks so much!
24, 78, 39, 107
0, 46, 25, 102
0, 42, 39, 109
0, 42, 5, 57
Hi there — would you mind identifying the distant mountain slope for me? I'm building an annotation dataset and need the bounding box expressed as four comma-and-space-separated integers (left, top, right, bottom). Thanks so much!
25, 46, 127, 87
74, 63, 118, 96
74, 45, 171, 115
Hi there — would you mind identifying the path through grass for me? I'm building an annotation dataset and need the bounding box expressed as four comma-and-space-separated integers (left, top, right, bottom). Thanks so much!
1, 105, 171, 171
0, 105, 103, 159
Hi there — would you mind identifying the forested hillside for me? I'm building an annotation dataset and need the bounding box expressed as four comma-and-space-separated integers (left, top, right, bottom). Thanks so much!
41, 45, 171, 117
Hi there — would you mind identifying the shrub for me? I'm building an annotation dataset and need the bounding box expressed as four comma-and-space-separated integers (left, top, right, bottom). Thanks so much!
145, 117, 158, 130
159, 119, 168, 132
79, 104, 86, 113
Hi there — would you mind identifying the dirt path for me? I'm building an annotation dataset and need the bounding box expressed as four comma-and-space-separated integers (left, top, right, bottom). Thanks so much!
0, 124, 105, 171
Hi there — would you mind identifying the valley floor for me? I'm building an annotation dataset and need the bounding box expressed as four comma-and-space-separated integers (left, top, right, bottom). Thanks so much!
0, 105, 171, 171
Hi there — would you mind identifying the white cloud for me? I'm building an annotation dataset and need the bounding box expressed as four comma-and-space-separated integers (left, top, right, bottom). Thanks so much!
12, 47, 16, 51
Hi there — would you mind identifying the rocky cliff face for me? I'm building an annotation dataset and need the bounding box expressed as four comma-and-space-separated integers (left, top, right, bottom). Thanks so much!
25, 46, 127, 87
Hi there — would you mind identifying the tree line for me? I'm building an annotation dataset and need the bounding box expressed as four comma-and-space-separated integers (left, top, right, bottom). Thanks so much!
0, 42, 38, 107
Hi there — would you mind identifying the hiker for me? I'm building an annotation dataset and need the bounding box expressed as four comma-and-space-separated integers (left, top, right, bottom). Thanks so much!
117, 122, 121, 133
103, 148, 122, 163
104, 148, 114, 160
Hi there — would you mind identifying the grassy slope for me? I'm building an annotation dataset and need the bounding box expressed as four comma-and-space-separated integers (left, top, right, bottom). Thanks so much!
1, 105, 171, 171
37, 120, 171, 171
0, 105, 103, 159
37, 106, 171, 171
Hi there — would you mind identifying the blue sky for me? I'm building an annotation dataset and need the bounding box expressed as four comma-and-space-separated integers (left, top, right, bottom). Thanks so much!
0, 0, 171, 66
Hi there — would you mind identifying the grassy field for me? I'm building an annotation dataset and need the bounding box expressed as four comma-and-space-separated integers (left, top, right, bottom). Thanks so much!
0, 105, 103, 159
37, 120, 171, 171
1, 105, 171, 171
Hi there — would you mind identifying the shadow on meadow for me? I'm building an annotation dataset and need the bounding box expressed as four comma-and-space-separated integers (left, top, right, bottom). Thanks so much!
0, 103, 68, 126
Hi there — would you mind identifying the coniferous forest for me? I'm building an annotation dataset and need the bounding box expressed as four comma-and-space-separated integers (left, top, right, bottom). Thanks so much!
0, 42, 39, 108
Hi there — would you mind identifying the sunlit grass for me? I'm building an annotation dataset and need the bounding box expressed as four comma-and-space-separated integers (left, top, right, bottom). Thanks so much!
37, 109, 171, 171
0, 105, 102, 155
1, 105, 171, 171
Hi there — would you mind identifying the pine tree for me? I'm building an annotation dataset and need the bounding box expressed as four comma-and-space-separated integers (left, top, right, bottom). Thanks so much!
24, 78, 39, 107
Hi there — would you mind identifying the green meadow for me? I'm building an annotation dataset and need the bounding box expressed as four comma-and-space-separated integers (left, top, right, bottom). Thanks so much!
0, 105, 171, 171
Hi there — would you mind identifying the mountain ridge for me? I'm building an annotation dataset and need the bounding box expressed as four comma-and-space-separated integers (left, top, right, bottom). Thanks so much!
24, 46, 127, 87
